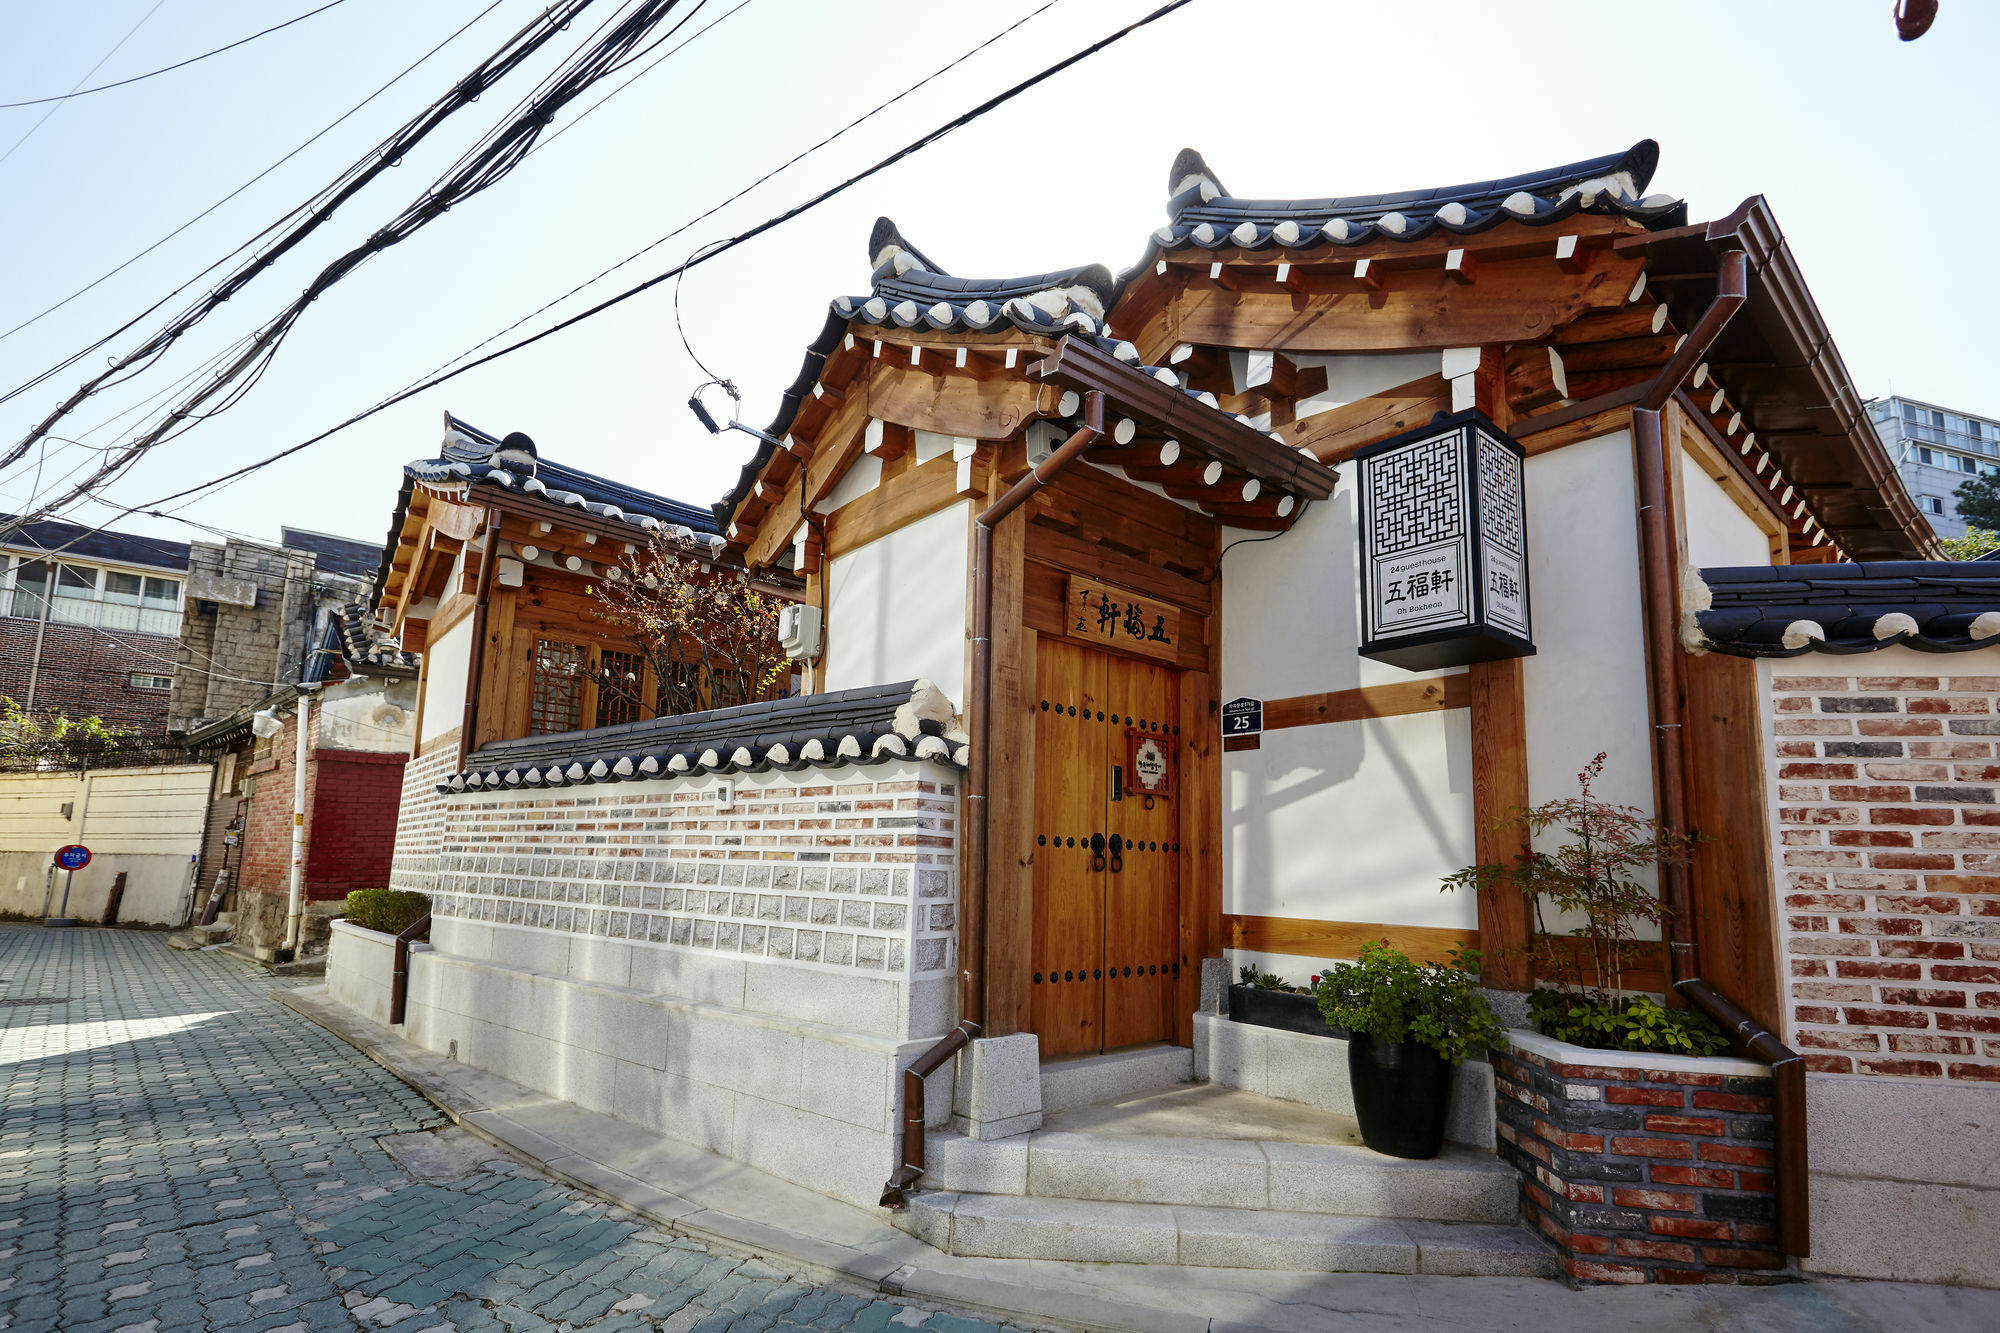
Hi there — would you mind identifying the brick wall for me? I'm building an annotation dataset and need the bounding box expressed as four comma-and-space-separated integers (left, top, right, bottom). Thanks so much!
305, 749, 407, 897
1769, 667, 2000, 1083
0, 618, 179, 732
237, 702, 317, 898
1495, 1033, 1781, 1284
429, 761, 958, 982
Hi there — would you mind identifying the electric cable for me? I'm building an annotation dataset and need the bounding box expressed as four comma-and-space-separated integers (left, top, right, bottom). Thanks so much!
0, 0, 168, 169
0, 0, 604, 480
0, 1, 351, 109
0, 0, 703, 536
0, 0, 513, 357
19, 0, 1199, 559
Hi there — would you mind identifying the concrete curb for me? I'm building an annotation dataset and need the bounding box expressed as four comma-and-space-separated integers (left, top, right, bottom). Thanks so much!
272, 984, 1190, 1333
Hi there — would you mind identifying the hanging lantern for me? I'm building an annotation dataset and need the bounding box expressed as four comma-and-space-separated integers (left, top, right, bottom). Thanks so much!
1356, 408, 1533, 672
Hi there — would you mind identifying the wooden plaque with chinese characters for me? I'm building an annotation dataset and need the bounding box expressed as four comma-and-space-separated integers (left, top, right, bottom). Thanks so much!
1063, 576, 1181, 664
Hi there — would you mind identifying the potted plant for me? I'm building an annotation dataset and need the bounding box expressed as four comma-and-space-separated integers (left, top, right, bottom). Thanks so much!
1315, 942, 1502, 1159
1442, 752, 1729, 1057
1227, 964, 1345, 1037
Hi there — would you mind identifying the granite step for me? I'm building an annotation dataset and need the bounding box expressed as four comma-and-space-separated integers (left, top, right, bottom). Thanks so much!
925, 1127, 1521, 1224
1038, 1044, 1193, 1115
903, 1191, 1556, 1275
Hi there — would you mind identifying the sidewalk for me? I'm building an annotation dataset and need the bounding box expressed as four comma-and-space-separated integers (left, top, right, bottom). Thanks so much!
276, 984, 1998, 1333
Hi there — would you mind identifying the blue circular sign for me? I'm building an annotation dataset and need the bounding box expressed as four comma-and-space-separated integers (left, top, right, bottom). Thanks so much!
56, 844, 90, 871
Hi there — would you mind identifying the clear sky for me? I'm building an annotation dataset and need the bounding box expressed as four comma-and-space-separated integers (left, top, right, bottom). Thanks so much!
1, 0, 1994, 555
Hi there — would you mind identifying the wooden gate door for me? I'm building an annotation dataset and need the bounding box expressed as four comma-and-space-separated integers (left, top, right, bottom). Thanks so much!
1030, 638, 1181, 1056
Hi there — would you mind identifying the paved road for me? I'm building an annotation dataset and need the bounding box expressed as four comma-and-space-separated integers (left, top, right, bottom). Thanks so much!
0, 926, 1019, 1333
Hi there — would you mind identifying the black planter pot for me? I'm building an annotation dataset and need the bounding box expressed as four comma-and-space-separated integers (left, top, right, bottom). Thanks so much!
1348, 1034, 1453, 1160
1226, 984, 1346, 1038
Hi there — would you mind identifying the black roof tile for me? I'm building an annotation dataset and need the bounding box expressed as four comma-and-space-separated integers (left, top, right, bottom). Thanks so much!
1697, 561, 2000, 656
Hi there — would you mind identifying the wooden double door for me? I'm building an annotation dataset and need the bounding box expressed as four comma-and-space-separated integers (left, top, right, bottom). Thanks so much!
1030, 638, 1182, 1057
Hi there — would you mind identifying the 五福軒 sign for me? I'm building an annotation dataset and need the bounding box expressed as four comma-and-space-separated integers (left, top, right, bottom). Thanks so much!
1356, 408, 1533, 672
1065, 576, 1179, 663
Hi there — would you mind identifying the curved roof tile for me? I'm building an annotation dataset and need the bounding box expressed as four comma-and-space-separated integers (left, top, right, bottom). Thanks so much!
1696, 562, 2000, 656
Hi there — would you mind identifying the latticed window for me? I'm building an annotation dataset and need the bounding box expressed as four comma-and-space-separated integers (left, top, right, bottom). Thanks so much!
596, 648, 644, 728
530, 639, 584, 735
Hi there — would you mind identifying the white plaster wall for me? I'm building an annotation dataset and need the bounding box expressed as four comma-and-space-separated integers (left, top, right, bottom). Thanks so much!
823, 499, 969, 705
1520, 431, 1655, 822
326, 919, 402, 1027
418, 617, 472, 747
1225, 709, 1475, 936
1681, 462, 1770, 569
317, 675, 418, 754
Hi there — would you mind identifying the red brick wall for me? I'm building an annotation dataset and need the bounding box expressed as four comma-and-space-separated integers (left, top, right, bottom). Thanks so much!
305, 748, 407, 898
1771, 668, 2000, 1083
237, 705, 314, 898
1496, 1036, 1781, 1284
0, 618, 179, 732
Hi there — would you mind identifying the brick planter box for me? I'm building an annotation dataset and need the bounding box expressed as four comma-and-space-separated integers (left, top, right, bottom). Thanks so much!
1494, 1029, 1786, 1285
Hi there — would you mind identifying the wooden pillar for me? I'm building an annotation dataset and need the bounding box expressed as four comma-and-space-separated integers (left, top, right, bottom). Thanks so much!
1470, 657, 1533, 990
978, 488, 1035, 1037
473, 585, 518, 750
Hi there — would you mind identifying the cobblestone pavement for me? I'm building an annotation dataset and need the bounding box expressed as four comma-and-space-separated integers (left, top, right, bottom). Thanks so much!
0, 927, 1023, 1333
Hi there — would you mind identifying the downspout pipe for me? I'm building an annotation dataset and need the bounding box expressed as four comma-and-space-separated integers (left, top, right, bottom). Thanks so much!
880, 389, 1107, 1209
458, 509, 504, 771
1633, 250, 1808, 1257
1634, 247, 1747, 982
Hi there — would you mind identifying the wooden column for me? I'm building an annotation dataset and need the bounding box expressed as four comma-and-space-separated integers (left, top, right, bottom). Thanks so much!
472, 585, 518, 750
1175, 534, 1224, 1048
1469, 657, 1533, 990
1469, 347, 1532, 989
979, 487, 1036, 1038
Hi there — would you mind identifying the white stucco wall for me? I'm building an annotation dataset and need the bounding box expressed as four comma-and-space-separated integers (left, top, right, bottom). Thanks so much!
418, 617, 472, 747
823, 499, 969, 705
1681, 460, 1770, 569
0, 765, 210, 924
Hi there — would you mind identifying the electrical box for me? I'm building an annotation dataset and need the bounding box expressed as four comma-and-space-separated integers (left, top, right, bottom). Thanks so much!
778, 603, 822, 661
1024, 420, 1069, 470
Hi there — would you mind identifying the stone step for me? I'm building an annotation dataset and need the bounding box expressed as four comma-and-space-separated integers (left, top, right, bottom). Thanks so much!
925, 1128, 1520, 1224
903, 1191, 1555, 1275
1038, 1044, 1193, 1115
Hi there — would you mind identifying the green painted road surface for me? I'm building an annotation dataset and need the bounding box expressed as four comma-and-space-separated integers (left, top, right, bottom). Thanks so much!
0, 927, 1019, 1333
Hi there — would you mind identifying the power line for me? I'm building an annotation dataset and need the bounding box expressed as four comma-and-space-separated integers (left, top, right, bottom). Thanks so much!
0, 0, 603, 483
0, 0, 168, 169
14, 0, 1197, 576
0, 0, 711, 537
0, 1, 351, 110
135, 0, 1197, 514
0, 0, 513, 356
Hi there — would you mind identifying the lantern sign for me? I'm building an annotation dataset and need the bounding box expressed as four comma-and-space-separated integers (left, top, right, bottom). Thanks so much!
1357, 408, 1533, 672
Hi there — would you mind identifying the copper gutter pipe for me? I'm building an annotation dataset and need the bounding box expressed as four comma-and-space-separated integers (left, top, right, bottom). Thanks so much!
389, 912, 432, 1026
457, 508, 504, 770
880, 388, 1107, 1209
1632, 249, 1808, 1256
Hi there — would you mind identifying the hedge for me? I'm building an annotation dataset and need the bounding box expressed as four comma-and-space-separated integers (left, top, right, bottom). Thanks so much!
343, 889, 431, 936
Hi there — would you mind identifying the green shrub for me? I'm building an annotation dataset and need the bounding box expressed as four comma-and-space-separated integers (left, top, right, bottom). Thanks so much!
343, 889, 431, 936
1527, 988, 1731, 1057
1315, 941, 1503, 1066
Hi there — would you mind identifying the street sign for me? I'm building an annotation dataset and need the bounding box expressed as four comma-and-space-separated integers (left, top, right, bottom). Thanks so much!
1222, 697, 1263, 752
55, 845, 91, 871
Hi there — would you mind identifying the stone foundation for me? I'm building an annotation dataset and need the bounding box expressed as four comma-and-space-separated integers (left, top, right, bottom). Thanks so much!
1495, 1030, 1785, 1284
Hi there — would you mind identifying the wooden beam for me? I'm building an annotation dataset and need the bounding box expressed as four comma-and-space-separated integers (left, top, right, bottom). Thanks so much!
1226, 916, 1477, 966
820, 451, 965, 559
1263, 675, 1469, 731
1152, 251, 1646, 354
1469, 658, 1533, 991
1505, 344, 1569, 414
1272, 373, 1448, 464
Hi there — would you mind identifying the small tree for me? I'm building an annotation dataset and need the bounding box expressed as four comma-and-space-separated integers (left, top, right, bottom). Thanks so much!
1953, 473, 2000, 531
587, 529, 789, 719
0, 697, 145, 770
1443, 752, 1698, 1007
1941, 527, 2000, 561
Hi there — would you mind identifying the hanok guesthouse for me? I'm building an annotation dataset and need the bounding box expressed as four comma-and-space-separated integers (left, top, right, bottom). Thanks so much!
326, 141, 1998, 1287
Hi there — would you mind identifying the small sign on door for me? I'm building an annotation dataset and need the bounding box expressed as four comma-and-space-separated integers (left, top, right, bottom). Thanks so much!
1222, 697, 1262, 752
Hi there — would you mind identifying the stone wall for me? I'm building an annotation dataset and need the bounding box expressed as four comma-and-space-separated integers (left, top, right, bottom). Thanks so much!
386, 757, 962, 1207
387, 730, 459, 899
171, 542, 317, 731
1495, 1031, 1781, 1285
